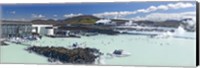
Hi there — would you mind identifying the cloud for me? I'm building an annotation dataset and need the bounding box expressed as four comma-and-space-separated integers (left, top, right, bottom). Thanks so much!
53, 14, 58, 17
93, 11, 136, 19
157, 5, 169, 10
93, 2, 195, 19
32, 14, 45, 18
147, 6, 158, 11
167, 2, 194, 9
136, 9, 149, 13
131, 12, 196, 23
10, 11, 16, 14
63, 13, 82, 18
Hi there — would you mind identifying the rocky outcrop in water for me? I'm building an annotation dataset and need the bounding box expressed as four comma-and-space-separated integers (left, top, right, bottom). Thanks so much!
25, 46, 103, 64
0, 41, 8, 46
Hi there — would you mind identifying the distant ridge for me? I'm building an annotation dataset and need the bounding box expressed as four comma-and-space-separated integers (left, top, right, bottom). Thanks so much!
60, 15, 100, 24
2, 15, 195, 32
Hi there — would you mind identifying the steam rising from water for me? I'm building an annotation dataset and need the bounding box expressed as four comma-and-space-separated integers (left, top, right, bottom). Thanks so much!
157, 26, 196, 39
174, 26, 186, 35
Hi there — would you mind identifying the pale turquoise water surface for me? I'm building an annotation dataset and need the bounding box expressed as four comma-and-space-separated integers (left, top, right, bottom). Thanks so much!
0, 34, 196, 66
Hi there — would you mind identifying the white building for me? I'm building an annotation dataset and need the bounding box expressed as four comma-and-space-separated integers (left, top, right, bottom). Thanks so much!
1, 20, 56, 38
32, 24, 54, 35
1, 21, 32, 38
47, 28, 55, 36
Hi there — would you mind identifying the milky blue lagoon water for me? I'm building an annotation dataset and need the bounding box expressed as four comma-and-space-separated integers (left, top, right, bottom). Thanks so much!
0, 33, 196, 66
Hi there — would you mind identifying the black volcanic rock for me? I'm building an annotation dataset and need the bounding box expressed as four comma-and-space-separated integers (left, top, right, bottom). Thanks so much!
26, 46, 102, 64
0, 41, 8, 46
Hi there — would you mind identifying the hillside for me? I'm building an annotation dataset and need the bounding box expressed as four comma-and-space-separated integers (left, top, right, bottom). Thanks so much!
60, 15, 100, 24
31, 19, 57, 24
29, 15, 194, 31
30, 15, 100, 25
134, 20, 181, 28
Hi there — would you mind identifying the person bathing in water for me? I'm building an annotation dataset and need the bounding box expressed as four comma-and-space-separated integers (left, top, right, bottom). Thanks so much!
71, 42, 87, 48
72, 42, 78, 47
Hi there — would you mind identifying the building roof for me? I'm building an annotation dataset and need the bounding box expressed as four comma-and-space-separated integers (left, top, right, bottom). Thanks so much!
1, 20, 57, 25
1, 20, 32, 25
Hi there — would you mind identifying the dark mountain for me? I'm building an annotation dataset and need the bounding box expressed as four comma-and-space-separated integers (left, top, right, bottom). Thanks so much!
60, 15, 100, 24
30, 15, 100, 25
154, 20, 181, 27
3, 15, 195, 32
29, 15, 188, 29
31, 19, 57, 24
132, 20, 181, 28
